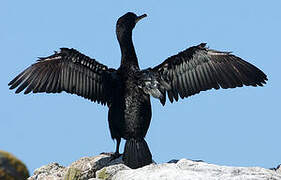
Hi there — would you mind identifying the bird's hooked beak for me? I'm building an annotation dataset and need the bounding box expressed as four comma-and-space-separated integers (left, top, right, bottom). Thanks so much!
136, 14, 147, 23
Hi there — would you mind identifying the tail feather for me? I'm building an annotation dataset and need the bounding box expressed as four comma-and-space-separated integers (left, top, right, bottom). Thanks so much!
123, 138, 152, 169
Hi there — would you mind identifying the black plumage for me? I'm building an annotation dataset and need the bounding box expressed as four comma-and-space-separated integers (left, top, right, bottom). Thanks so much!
8, 12, 267, 169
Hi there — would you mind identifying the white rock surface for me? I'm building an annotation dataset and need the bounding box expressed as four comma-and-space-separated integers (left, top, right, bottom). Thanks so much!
112, 159, 281, 180
27, 154, 281, 180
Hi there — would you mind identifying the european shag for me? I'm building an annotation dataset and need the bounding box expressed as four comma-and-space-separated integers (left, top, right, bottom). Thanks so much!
8, 12, 267, 169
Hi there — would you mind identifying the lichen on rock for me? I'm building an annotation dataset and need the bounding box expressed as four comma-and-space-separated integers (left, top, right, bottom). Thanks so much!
64, 168, 82, 180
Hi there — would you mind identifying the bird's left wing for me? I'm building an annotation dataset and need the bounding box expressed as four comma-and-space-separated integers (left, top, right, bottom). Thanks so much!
9, 48, 118, 105
139, 43, 267, 105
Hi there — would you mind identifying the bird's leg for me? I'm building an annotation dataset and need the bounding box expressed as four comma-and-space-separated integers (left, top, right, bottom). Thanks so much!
100, 138, 122, 160
111, 137, 122, 159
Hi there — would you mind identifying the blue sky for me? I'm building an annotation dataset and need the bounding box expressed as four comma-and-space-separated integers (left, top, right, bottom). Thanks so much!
1, 1, 280, 173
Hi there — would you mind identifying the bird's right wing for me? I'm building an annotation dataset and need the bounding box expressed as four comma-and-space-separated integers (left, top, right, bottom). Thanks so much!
139, 43, 267, 105
9, 48, 118, 105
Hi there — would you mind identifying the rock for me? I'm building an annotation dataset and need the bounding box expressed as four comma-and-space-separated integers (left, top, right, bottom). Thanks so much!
96, 164, 129, 179
277, 164, 281, 174
28, 154, 281, 180
28, 163, 66, 180
0, 150, 29, 180
271, 164, 281, 175
113, 159, 281, 180
28, 154, 123, 180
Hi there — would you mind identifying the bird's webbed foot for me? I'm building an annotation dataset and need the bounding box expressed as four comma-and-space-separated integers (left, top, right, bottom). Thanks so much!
111, 151, 122, 160
100, 138, 122, 161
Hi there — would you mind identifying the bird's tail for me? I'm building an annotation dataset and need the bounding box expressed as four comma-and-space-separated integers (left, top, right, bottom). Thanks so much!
123, 138, 152, 169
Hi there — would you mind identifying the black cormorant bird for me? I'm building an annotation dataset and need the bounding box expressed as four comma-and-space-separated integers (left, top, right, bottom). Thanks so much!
8, 12, 267, 169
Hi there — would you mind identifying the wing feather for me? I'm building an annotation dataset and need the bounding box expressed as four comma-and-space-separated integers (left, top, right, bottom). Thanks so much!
9, 48, 116, 105
150, 43, 267, 104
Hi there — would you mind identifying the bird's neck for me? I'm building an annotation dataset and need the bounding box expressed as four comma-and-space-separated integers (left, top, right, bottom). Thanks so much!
119, 32, 139, 69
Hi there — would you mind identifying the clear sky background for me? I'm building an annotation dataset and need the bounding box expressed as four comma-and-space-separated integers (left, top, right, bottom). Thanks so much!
1, 0, 280, 174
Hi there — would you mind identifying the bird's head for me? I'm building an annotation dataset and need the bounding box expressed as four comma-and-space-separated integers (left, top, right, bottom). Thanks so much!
116, 12, 147, 42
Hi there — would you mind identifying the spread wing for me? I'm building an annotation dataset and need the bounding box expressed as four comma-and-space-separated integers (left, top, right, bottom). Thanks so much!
139, 43, 267, 105
8, 48, 117, 105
